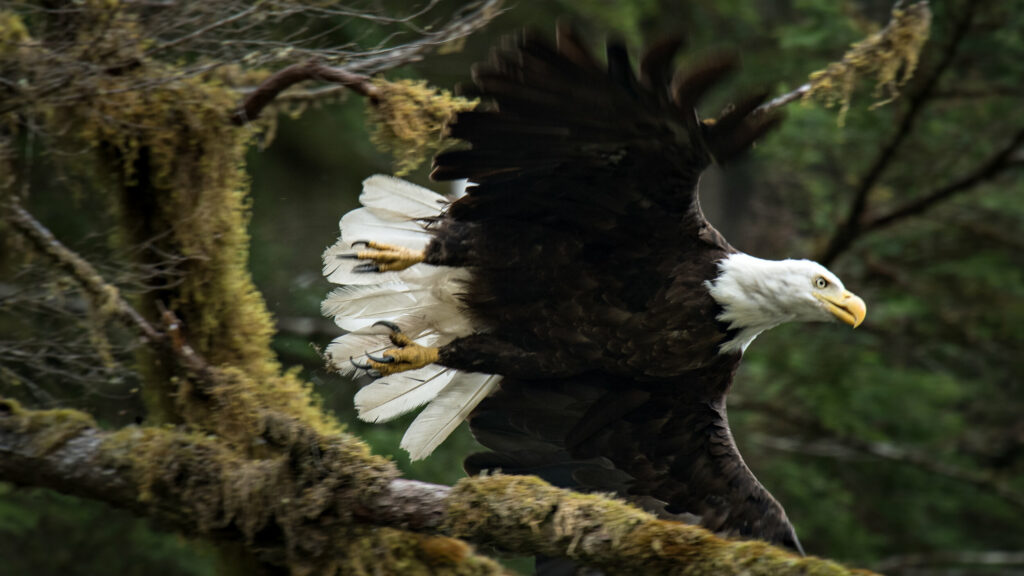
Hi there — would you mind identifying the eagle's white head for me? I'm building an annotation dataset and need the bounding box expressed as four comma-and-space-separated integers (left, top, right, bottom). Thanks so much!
706, 253, 867, 354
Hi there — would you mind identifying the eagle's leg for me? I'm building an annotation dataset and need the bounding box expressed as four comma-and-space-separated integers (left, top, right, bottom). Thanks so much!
342, 241, 425, 273
351, 321, 438, 376
438, 334, 588, 379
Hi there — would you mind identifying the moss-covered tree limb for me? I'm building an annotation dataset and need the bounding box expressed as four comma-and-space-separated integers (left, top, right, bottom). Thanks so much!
0, 399, 880, 576
0, 398, 504, 575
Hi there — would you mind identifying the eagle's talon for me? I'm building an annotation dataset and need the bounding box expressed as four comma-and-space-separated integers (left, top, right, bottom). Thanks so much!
343, 241, 425, 273
365, 352, 395, 364
373, 320, 402, 333
366, 369, 383, 379
350, 356, 374, 370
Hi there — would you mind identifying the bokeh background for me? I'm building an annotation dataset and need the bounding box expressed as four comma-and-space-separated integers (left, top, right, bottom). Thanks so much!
2, 1, 1022, 574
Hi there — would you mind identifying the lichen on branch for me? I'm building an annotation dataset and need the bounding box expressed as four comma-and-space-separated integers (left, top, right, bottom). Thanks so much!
803, 1, 932, 124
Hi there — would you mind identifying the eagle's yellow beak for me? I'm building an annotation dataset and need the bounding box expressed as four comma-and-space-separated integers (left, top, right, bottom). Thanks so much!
815, 290, 866, 328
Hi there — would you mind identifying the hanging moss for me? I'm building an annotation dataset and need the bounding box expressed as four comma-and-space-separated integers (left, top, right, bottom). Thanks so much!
366, 78, 478, 175
804, 1, 932, 125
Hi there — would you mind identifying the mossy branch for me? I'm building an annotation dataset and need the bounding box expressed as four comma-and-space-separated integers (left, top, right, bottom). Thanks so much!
755, 1, 932, 124
0, 399, 880, 576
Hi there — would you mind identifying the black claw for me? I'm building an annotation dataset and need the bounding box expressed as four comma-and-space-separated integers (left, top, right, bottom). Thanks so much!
352, 263, 380, 273
373, 320, 402, 333
350, 356, 373, 370
350, 240, 371, 248
366, 352, 395, 364
338, 253, 360, 260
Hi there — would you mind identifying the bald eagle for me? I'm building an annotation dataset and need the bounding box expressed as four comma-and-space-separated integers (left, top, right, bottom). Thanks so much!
322, 26, 865, 556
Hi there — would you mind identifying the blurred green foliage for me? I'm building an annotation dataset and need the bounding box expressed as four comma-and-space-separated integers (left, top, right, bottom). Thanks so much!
2, 0, 1022, 574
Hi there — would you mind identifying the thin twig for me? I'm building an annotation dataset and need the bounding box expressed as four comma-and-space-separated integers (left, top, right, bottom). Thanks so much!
229, 0, 503, 125
4, 201, 162, 344
3, 201, 218, 383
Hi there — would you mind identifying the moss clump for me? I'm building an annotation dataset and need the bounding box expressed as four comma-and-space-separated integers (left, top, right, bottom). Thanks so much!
0, 398, 97, 455
0, 10, 29, 55
320, 528, 506, 576
445, 474, 653, 559
367, 78, 478, 176
804, 1, 931, 125
445, 474, 879, 575
102, 421, 503, 574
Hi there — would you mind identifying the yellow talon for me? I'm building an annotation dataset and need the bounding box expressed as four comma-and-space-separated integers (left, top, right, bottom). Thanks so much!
358, 328, 439, 376
350, 241, 425, 272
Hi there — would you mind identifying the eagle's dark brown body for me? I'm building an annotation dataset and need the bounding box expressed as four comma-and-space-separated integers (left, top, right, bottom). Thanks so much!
417, 26, 803, 553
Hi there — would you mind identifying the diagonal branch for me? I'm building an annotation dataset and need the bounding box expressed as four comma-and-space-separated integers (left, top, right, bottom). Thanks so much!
4, 200, 162, 344
816, 2, 977, 266
864, 126, 1024, 231
0, 399, 881, 576
3, 201, 216, 383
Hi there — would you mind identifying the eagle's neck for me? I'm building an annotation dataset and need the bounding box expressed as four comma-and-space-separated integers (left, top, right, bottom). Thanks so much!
705, 253, 804, 354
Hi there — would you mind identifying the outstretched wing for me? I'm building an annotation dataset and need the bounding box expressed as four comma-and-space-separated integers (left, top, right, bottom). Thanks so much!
465, 373, 804, 554
432, 23, 778, 238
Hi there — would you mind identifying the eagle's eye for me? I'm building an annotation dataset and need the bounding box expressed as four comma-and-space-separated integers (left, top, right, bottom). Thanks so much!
814, 276, 829, 289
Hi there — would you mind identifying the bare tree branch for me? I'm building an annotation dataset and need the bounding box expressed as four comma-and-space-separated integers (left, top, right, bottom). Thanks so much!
230, 61, 377, 125
876, 550, 1024, 573
3, 201, 162, 344
751, 434, 1024, 512
2, 201, 221, 385
864, 126, 1024, 230
229, 0, 503, 125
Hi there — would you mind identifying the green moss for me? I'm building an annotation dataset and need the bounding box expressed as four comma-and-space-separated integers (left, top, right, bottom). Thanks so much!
804, 1, 932, 125
0, 398, 97, 455
366, 78, 479, 176
5, 0, 343, 440
99, 419, 503, 574
0, 10, 29, 55
322, 528, 506, 576
445, 474, 879, 575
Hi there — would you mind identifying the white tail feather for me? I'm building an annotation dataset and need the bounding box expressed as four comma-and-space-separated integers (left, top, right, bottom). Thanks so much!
340, 208, 431, 250
401, 373, 501, 461
322, 283, 434, 332
361, 175, 448, 220
354, 366, 456, 423
323, 175, 500, 460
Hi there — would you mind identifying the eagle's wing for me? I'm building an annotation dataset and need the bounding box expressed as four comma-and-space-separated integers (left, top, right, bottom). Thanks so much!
465, 373, 804, 554
432, 23, 778, 240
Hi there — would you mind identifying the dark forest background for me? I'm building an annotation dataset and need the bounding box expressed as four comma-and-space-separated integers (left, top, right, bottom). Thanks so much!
1, 1, 1022, 574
